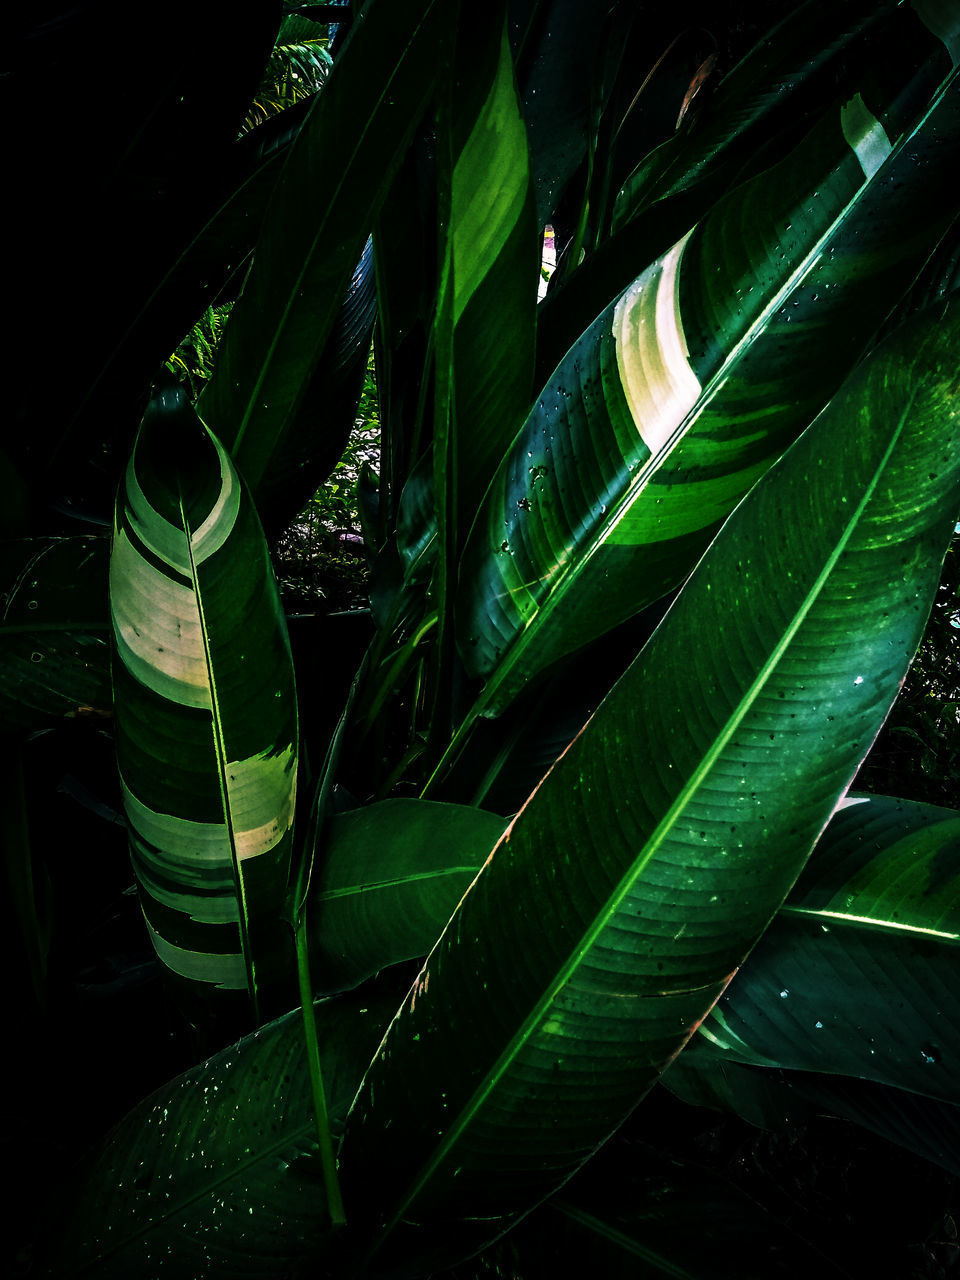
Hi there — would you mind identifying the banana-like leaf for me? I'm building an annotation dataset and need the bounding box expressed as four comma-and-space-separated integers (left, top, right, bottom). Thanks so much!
198, 0, 453, 496
110, 389, 297, 1004
50, 987, 397, 1278
337, 303, 960, 1267
309, 799, 507, 994
457, 40, 960, 718
446, 4, 538, 526
0, 538, 111, 735
683, 793, 960, 1101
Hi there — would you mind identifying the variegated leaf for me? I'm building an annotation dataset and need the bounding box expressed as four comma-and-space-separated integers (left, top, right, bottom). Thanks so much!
110, 388, 297, 1005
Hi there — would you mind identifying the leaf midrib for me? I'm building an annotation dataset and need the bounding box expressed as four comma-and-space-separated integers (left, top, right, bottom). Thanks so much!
316, 866, 481, 901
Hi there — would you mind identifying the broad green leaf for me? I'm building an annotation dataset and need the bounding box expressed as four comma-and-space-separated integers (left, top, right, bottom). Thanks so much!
456, 49, 960, 719
110, 389, 297, 1008
198, 0, 454, 496
50, 987, 396, 1278
685, 793, 960, 1102
339, 303, 960, 1268
0, 538, 111, 735
309, 799, 507, 994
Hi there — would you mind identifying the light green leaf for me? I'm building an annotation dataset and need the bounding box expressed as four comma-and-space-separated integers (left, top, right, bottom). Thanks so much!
110, 389, 297, 1009
456, 48, 960, 720
338, 302, 960, 1269
309, 798, 507, 994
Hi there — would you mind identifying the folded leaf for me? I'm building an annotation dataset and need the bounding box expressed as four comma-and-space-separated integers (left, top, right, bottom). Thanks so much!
110, 389, 297, 1006
686, 793, 960, 1101
309, 798, 507, 993
457, 46, 960, 717
338, 302, 960, 1267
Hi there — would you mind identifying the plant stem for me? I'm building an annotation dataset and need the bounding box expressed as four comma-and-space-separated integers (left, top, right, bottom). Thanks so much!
296, 920, 346, 1228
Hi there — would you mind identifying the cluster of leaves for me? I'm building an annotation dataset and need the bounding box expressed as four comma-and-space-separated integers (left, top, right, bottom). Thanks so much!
3, 1, 960, 1277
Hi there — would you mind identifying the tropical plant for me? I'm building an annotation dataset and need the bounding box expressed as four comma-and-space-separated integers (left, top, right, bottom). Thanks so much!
4, 1, 960, 1276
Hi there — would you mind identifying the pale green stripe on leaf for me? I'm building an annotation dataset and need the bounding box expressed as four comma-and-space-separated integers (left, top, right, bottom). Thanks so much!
122, 432, 240, 575
145, 921, 247, 989
612, 230, 701, 453
226, 743, 297, 861
841, 94, 893, 179
123, 745, 296, 868
451, 22, 529, 322
110, 529, 211, 708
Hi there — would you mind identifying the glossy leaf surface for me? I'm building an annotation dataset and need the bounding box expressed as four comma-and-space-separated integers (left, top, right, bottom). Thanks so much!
458, 47, 960, 715
52, 989, 396, 1278
309, 799, 506, 994
339, 304, 960, 1264
110, 390, 297, 997
686, 793, 960, 1101
199, 0, 452, 495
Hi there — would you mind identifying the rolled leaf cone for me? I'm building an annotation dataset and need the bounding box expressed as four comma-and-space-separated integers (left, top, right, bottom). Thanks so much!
110, 387, 297, 1003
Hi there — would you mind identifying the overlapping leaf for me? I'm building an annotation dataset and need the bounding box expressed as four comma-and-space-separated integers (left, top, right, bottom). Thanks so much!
457, 35, 960, 718
110, 389, 297, 1003
338, 303, 960, 1268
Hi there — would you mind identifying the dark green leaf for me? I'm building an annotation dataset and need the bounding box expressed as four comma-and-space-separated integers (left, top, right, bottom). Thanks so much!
198, 0, 454, 497
686, 793, 960, 1102
50, 988, 396, 1278
0, 538, 111, 735
309, 798, 507, 994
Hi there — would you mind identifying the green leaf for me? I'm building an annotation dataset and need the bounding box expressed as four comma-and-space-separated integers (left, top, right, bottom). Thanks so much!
198, 0, 454, 495
0, 538, 111, 735
50, 987, 397, 1278
110, 389, 297, 1010
686, 793, 960, 1101
446, 5, 539, 524
338, 302, 960, 1267
456, 48, 960, 719
309, 798, 507, 994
